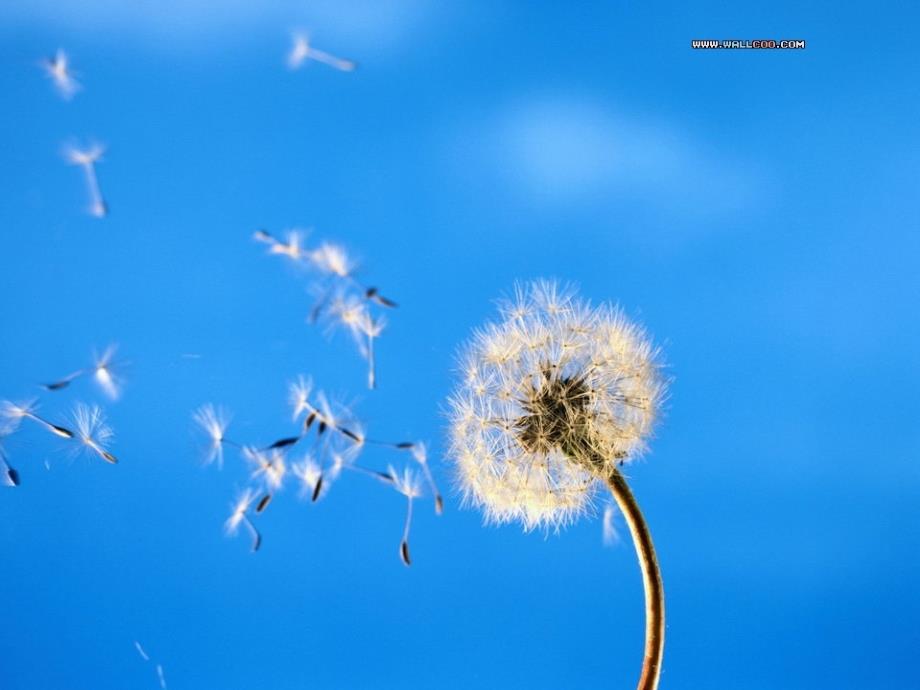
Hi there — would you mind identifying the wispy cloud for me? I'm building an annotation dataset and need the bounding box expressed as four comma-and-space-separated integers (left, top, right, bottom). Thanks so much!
458, 95, 765, 221
2, 0, 439, 56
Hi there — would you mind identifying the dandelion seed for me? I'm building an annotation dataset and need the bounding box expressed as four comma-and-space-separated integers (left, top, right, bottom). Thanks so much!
255, 493, 272, 513
254, 228, 310, 262
92, 344, 122, 400
292, 455, 323, 499
41, 369, 83, 391
409, 443, 443, 515
64, 143, 107, 217
40, 49, 80, 99
71, 403, 117, 463
288, 375, 313, 421
225, 488, 261, 552
134, 641, 150, 662
1, 399, 74, 439
364, 287, 398, 308
328, 295, 386, 389
156, 664, 167, 690
1, 448, 19, 487
243, 447, 287, 490
192, 404, 231, 468
312, 474, 324, 502
287, 33, 357, 72
447, 280, 667, 689
390, 465, 421, 567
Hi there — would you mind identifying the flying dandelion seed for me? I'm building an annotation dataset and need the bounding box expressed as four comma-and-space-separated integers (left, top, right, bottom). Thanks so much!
64, 143, 108, 217
287, 32, 357, 72
288, 376, 313, 422
292, 455, 323, 499
134, 641, 150, 662
1, 399, 74, 439
1, 447, 19, 487
327, 294, 386, 389
447, 280, 666, 690
225, 488, 261, 552
42, 343, 124, 398
389, 465, 422, 566
254, 228, 311, 262
71, 403, 117, 464
243, 447, 287, 491
192, 404, 232, 468
409, 443, 444, 515
40, 49, 80, 99
91, 345, 123, 400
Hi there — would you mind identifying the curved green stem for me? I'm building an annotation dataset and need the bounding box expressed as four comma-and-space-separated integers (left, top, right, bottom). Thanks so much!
606, 466, 665, 690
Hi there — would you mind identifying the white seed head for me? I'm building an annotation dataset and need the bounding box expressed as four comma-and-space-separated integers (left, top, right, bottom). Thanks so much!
447, 280, 664, 531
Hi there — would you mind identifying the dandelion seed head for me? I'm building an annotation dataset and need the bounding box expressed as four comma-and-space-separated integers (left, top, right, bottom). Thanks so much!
193, 404, 230, 467
447, 280, 664, 531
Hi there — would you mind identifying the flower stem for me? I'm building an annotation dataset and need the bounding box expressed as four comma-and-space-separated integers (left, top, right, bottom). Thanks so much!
605, 466, 665, 690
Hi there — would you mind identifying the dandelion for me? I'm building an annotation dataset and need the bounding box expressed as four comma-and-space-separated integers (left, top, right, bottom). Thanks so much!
389, 465, 422, 566
447, 280, 666, 689
287, 32, 357, 73
1, 399, 74, 439
71, 403, 117, 464
64, 143, 107, 217
40, 49, 80, 99
225, 488, 261, 551
193, 404, 233, 468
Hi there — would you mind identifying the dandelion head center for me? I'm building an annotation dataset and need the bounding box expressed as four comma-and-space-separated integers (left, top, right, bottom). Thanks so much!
517, 370, 595, 462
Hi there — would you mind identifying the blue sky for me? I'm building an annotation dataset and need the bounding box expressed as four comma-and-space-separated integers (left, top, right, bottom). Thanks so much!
1, 2, 919, 688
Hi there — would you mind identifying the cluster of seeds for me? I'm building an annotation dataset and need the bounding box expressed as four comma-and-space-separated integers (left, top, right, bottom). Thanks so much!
195, 376, 441, 565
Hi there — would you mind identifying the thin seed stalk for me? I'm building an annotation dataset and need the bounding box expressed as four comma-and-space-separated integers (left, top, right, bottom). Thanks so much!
604, 465, 665, 690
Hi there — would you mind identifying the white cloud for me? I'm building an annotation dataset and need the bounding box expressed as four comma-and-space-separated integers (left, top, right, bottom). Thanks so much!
469, 96, 764, 220
1, 0, 438, 56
